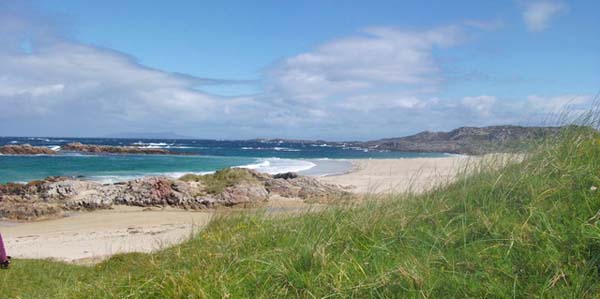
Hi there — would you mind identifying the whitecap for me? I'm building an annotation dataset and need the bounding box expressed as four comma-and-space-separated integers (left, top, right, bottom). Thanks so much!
273, 147, 301, 152
86, 175, 146, 184
236, 158, 316, 174
130, 142, 194, 149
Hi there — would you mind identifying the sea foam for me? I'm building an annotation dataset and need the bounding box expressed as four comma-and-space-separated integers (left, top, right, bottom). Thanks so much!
237, 158, 316, 174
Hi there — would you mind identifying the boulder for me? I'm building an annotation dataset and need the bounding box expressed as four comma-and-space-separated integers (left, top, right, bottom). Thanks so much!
273, 172, 299, 180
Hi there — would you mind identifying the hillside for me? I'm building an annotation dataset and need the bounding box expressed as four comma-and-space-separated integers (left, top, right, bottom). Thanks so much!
1, 125, 600, 298
362, 125, 562, 155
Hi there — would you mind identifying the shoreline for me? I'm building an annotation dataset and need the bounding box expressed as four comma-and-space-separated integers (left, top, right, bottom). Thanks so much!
1, 156, 473, 263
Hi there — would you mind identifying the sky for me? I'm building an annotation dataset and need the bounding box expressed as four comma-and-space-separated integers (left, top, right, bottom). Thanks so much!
0, 0, 598, 140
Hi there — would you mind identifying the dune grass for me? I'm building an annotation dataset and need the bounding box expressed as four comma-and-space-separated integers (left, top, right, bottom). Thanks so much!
2, 123, 600, 298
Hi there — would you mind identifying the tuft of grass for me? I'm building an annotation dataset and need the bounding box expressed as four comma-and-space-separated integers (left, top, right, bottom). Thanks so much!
179, 168, 258, 194
2, 123, 600, 298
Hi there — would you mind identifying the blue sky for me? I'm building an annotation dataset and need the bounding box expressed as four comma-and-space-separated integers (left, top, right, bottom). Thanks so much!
0, 0, 598, 139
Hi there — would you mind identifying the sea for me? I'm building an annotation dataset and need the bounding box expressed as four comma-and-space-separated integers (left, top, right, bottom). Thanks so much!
0, 137, 449, 184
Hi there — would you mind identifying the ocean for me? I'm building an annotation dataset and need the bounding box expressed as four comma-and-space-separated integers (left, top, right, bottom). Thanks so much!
0, 137, 449, 183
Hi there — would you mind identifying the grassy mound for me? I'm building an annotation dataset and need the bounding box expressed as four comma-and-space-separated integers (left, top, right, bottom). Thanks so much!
179, 168, 259, 194
2, 126, 600, 298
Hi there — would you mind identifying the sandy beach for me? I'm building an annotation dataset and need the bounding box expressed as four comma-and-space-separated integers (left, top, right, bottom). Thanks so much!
1, 206, 213, 264
1, 156, 474, 263
320, 156, 473, 194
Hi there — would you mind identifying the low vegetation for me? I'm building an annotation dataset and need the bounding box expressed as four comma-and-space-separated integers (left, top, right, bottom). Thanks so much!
1, 120, 600, 298
179, 168, 259, 194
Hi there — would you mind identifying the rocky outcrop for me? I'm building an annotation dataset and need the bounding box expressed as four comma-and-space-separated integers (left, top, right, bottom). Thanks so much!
0, 142, 187, 155
61, 142, 173, 155
0, 169, 350, 220
0, 144, 56, 155
115, 176, 215, 209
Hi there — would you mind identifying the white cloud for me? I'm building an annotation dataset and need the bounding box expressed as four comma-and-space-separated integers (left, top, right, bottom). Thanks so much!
267, 26, 464, 102
0, 4, 269, 137
0, 42, 229, 124
520, 0, 568, 32
342, 94, 427, 112
526, 94, 592, 112
462, 95, 497, 117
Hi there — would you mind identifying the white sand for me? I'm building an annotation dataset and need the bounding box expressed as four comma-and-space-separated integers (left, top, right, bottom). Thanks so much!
0, 199, 319, 263
319, 156, 474, 194
1, 206, 213, 264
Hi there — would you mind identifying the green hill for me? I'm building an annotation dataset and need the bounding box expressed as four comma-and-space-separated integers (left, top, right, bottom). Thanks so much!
1, 124, 600, 298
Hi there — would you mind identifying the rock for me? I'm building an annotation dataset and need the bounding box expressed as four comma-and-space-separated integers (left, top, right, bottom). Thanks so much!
264, 176, 351, 201
263, 178, 301, 198
43, 180, 102, 200
217, 181, 269, 206
0, 169, 352, 220
61, 142, 175, 155
63, 188, 118, 210
117, 176, 189, 206
0, 144, 56, 155
0, 196, 63, 220
273, 172, 298, 180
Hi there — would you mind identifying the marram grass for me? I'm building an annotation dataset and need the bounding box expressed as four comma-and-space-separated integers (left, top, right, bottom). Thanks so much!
2, 125, 600, 298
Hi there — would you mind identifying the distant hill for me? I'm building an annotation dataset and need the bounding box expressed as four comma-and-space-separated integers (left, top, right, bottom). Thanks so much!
360, 125, 563, 155
251, 125, 565, 155
105, 131, 193, 139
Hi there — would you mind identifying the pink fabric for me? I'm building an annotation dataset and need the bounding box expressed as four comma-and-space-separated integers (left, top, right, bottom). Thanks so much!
0, 232, 7, 262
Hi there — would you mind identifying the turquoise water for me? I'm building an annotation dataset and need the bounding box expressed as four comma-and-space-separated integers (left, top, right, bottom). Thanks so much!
0, 137, 449, 183
0, 154, 256, 183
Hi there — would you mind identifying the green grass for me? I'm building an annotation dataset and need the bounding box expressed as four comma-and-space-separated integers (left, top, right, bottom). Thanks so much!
179, 168, 259, 194
2, 125, 600, 298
